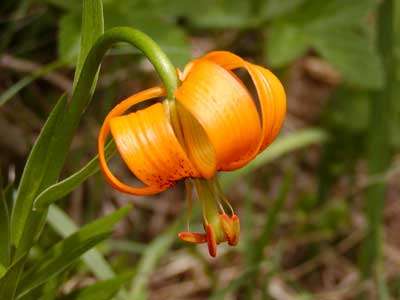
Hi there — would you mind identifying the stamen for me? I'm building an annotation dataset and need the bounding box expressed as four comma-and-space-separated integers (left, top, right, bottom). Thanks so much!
212, 178, 235, 216
184, 179, 194, 232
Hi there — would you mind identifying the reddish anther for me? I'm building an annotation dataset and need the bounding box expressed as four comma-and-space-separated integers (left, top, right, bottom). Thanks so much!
178, 232, 207, 244
219, 213, 240, 246
205, 224, 217, 257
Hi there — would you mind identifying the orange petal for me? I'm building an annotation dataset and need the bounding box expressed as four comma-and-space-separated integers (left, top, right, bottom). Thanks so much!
175, 60, 262, 173
98, 87, 198, 195
201, 51, 287, 167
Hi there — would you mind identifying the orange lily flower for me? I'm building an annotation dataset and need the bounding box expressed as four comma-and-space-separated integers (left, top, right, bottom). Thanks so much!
98, 51, 286, 257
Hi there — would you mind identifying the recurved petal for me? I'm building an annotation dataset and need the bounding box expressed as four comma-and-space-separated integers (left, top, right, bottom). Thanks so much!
201, 51, 287, 159
175, 60, 261, 173
98, 87, 198, 195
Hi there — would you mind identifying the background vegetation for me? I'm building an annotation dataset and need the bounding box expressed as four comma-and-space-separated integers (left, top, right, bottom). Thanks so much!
0, 0, 399, 299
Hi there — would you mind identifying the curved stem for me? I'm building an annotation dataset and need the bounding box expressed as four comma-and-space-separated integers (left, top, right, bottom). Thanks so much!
70, 26, 178, 117
58, 27, 179, 174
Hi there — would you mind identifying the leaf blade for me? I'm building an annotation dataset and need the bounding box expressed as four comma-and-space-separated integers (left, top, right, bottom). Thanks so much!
18, 205, 132, 297
60, 272, 134, 300
0, 184, 10, 269
10, 94, 67, 247
46, 205, 117, 280
33, 141, 115, 210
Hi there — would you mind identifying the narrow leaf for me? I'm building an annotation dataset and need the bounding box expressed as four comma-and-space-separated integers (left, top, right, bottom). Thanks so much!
18, 232, 110, 298
47, 205, 117, 280
10, 94, 67, 247
0, 255, 27, 300
18, 205, 131, 297
0, 185, 10, 268
34, 141, 115, 210
60, 272, 134, 300
0, 60, 66, 107
73, 0, 104, 88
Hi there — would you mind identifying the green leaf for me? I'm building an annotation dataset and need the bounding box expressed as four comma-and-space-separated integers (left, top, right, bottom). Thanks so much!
47, 205, 117, 280
0, 265, 5, 279
12, 0, 106, 254
0, 185, 10, 270
18, 233, 110, 298
266, 0, 383, 88
74, 0, 104, 88
10, 94, 67, 247
221, 128, 329, 189
18, 205, 132, 297
60, 272, 134, 300
190, 0, 257, 29
33, 141, 115, 210
58, 0, 104, 71
266, 23, 309, 67
260, 0, 306, 20
58, 14, 82, 64
312, 29, 384, 89
42, 276, 65, 300
0, 255, 27, 300
289, 0, 375, 30
0, 60, 66, 107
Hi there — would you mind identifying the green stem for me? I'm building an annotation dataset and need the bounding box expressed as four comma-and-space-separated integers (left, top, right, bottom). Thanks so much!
359, 0, 394, 277
69, 26, 178, 117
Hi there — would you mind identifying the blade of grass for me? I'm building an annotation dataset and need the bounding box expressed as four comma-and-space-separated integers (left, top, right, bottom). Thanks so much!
0, 181, 10, 271
220, 128, 328, 189
0, 255, 27, 300
104, 240, 146, 254
359, 0, 394, 277
0, 0, 31, 53
46, 205, 116, 280
60, 272, 134, 300
73, 0, 104, 89
18, 205, 132, 298
33, 141, 115, 210
0, 60, 66, 107
18, 233, 111, 298
10, 94, 67, 249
